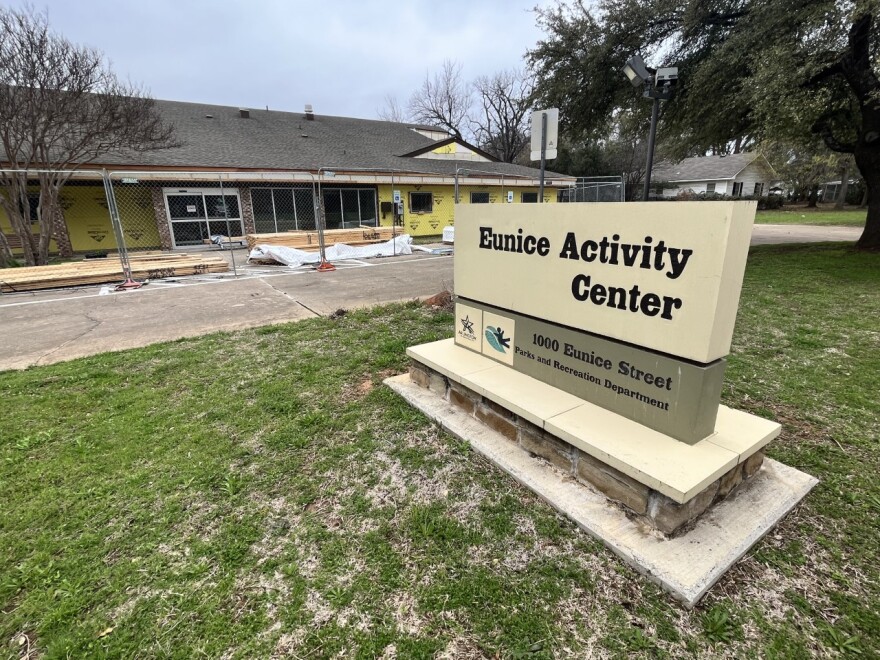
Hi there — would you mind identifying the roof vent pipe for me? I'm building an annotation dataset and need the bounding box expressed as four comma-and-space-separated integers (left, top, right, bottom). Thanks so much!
305, 104, 315, 120
239, 108, 250, 119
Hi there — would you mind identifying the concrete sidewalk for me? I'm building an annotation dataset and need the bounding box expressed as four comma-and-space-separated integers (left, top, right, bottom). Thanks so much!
0, 224, 862, 371
751, 223, 862, 244
0, 253, 454, 370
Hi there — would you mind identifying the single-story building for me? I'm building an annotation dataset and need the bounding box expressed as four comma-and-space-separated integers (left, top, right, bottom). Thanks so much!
652, 152, 778, 198
1, 100, 575, 255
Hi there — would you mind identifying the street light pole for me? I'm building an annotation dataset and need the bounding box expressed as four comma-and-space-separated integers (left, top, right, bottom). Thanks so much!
622, 55, 678, 202
642, 94, 661, 201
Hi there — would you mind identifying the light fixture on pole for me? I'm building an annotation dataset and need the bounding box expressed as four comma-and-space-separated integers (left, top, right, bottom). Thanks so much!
622, 54, 678, 201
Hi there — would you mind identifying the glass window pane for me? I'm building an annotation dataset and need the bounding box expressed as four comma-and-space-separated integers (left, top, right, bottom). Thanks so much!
322, 189, 342, 229
172, 221, 206, 246
251, 188, 276, 234
208, 219, 243, 237
470, 192, 490, 204
294, 187, 316, 230
341, 189, 361, 227
272, 189, 297, 232
409, 191, 432, 213
167, 194, 204, 220
521, 192, 538, 203
359, 189, 377, 226
205, 194, 240, 219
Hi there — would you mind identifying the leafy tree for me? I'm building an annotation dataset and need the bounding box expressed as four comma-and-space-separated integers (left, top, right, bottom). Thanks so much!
0, 6, 177, 266
763, 140, 842, 205
528, 0, 880, 249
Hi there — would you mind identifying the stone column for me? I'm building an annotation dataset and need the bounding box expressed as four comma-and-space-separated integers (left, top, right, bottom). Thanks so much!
150, 187, 173, 250
238, 186, 255, 235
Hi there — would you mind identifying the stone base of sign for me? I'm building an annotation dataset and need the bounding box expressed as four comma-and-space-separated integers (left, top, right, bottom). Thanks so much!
408, 339, 780, 507
385, 370, 818, 606
408, 351, 766, 535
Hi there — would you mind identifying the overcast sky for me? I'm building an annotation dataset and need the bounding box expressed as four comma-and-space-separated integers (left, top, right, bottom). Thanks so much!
29, 0, 554, 120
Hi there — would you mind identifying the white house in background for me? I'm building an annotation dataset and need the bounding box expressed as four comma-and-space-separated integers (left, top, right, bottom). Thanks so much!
652, 152, 778, 198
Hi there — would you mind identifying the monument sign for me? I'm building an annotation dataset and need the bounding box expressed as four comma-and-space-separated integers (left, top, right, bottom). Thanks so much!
454, 202, 755, 444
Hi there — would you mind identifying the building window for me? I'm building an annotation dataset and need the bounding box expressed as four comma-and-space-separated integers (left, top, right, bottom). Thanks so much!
251, 186, 316, 233
409, 191, 433, 213
706, 182, 716, 193
521, 192, 538, 203
732, 182, 743, 197
164, 188, 243, 247
321, 188, 378, 229
470, 192, 490, 204
753, 183, 764, 197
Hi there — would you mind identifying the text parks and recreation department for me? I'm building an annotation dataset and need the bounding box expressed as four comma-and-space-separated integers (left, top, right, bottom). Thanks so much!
515, 340, 672, 412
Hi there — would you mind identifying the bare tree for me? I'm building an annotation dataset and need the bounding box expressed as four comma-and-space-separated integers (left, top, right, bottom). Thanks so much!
377, 94, 408, 123
471, 69, 534, 163
0, 6, 178, 266
408, 60, 472, 140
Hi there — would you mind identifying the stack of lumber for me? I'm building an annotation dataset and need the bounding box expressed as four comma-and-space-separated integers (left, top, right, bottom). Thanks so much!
0, 253, 229, 293
245, 227, 397, 251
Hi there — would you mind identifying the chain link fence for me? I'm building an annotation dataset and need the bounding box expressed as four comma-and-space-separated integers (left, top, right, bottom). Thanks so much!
558, 176, 625, 202
2, 166, 562, 281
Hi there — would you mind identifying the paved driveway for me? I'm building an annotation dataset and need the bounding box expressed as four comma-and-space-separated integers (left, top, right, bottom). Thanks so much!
0, 253, 454, 370
751, 224, 862, 245
0, 224, 862, 370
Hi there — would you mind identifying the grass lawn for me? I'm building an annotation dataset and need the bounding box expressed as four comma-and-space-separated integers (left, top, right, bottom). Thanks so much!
756, 206, 867, 227
1, 244, 878, 658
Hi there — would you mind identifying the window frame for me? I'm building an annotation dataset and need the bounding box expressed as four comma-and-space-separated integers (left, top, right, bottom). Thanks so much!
705, 182, 716, 194
470, 191, 490, 204
409, 191, 433, 214
521, 192, 538, 203
163, 187, 243, 248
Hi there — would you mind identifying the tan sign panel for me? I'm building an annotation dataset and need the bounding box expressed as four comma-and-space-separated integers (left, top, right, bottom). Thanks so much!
454, 202, 755, 363
454, 301, 725, 444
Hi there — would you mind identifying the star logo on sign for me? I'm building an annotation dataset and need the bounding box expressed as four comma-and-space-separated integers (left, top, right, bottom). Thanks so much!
461, 315, 475, 336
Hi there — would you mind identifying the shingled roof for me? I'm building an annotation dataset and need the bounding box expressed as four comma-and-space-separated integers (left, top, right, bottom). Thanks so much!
652, 152, 772, 182
98, 99, 569, 180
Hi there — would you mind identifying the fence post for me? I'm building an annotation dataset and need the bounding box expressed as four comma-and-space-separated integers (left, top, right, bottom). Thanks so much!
315, 171, 334, 272
101, 170, 142, 290
218, 175, 238, 277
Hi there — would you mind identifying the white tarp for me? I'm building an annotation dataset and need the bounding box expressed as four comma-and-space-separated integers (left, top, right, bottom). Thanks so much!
248, 234, 414, 267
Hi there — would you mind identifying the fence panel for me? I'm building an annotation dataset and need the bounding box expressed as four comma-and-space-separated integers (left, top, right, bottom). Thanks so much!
559, 176, 625, 203
0, 168, 112, 266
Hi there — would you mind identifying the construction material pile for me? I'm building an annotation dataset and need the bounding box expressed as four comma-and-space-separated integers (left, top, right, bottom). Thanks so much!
249, 235, 413, 267
244, 227, 397, 251
0, 253, 229, 293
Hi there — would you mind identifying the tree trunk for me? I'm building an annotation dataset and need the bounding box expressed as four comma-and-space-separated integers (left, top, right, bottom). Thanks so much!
0, 231, 11, 267
836, 164, 850, 209
807, 185, 819, 208
854, 147, 880, 250
51, 204, 74, 258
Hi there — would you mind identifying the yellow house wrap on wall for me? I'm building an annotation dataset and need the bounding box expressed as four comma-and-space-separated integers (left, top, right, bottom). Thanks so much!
375, 183, 557, 236
0, 183, 161, 255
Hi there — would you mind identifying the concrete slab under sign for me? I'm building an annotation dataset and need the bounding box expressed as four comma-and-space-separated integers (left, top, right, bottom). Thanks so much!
385, 373, 817, 607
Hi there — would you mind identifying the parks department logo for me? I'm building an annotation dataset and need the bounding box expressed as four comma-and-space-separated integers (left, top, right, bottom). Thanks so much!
484, 326, 510, 354
481, 311, 515, 366
460, 314, 475, 338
